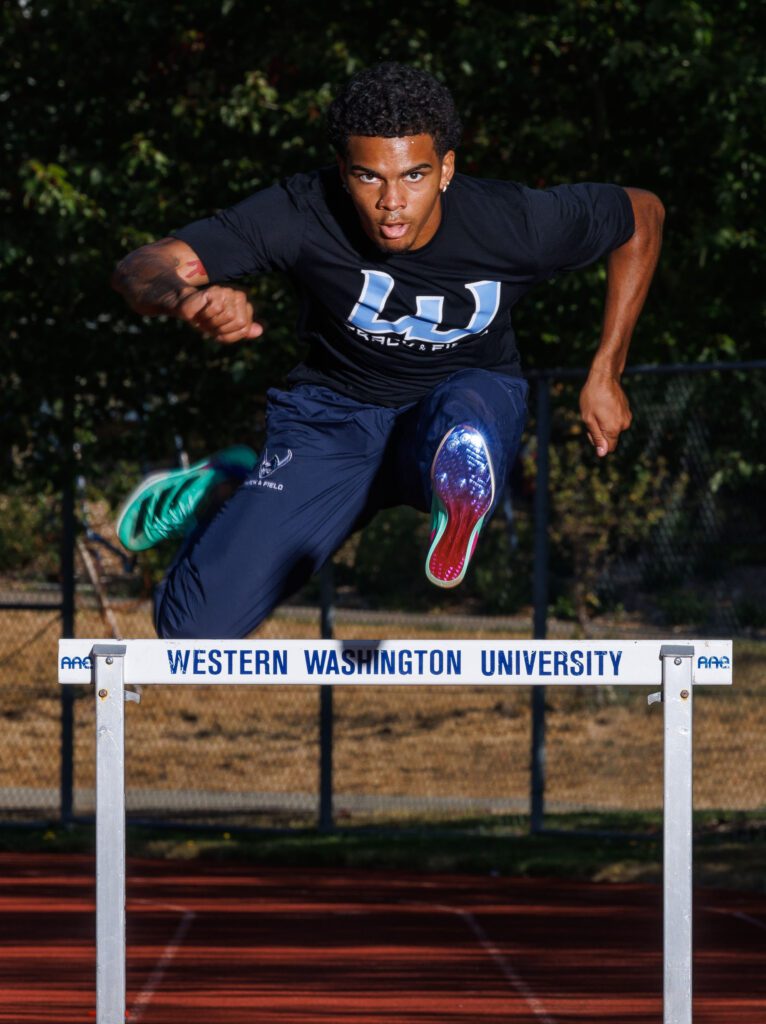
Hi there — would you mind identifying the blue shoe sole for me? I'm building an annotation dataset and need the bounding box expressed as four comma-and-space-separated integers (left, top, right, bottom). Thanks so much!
426, 425, 495, 588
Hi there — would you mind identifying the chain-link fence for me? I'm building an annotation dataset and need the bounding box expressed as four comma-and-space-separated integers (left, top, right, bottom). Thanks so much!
2, 362, 764, 828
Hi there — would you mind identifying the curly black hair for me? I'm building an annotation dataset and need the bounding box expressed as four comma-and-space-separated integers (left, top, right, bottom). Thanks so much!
327, 62, 462, 158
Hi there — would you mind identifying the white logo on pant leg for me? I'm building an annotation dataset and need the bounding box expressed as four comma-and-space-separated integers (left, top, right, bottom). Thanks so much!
244, 448, 293, 492
258, 448, 293, 479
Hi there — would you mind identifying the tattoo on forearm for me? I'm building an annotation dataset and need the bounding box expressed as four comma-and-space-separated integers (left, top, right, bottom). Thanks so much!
179, 259, 207, 281
114, 240, 199, 314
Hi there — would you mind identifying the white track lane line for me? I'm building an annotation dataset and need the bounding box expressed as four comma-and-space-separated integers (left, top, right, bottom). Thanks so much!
127, 904, 196, 1023
437, 904, 557, 1024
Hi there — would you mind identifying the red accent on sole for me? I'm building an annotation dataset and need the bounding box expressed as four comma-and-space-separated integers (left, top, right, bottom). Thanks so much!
428, 498, 488, 583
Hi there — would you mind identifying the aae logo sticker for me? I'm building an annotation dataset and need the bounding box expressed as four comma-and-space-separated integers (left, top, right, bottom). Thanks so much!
697, 655, 730, 670
60, 656, 92, 670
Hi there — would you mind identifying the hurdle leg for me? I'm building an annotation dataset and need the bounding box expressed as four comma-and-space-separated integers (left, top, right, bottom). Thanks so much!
660, 645, 694, 1024
93, 644, 128, 1024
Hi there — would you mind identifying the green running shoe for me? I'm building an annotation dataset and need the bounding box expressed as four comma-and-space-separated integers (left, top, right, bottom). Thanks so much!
116, 445, 258, 551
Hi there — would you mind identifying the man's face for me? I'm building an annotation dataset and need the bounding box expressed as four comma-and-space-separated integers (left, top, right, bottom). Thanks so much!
338, 134, 454, 254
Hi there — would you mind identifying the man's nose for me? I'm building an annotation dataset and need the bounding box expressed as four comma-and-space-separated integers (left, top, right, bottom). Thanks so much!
378, 182, 405, 211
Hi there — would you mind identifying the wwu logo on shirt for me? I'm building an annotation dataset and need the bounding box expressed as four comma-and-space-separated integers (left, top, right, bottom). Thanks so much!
348, 270, 501, 346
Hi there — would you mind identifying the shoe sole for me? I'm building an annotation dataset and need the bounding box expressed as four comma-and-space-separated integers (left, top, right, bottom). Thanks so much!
426, 425, 495, 588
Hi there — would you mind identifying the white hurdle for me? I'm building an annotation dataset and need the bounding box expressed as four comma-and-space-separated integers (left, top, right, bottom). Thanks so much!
58, 637, 733, 1024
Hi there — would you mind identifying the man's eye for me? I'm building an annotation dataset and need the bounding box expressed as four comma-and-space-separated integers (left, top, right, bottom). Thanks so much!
406, 172, 424, 182
358, 173, 378, 183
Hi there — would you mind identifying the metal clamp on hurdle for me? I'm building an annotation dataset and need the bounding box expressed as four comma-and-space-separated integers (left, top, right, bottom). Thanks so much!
58, 637, 733, 1024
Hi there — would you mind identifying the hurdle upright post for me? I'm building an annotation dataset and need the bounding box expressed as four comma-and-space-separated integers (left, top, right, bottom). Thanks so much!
92, 643, 128, 1024
660, 645, 694, 1024
318, 561, 335, 832
530, 374, 551, 833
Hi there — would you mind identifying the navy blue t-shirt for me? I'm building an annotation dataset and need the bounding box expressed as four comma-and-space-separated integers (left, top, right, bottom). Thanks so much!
175, 168, 634, 407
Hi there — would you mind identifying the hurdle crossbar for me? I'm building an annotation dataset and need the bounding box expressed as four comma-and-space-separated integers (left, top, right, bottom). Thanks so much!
59, 637, 733, 1024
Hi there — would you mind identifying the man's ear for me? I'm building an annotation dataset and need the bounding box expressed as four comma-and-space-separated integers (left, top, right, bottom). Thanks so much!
440, 150, 455, 190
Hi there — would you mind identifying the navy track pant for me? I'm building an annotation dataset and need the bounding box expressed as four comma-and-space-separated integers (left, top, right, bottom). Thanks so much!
155, 369, 528, 639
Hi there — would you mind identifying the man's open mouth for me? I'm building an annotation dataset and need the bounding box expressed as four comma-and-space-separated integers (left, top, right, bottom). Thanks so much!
380, 223, 409, 240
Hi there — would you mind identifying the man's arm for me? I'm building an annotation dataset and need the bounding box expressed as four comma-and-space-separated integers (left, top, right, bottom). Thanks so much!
579, 187, 665, 456
111, 237, 263, 344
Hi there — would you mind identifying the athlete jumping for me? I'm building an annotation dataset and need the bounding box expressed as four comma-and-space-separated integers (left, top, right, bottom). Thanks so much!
112, 62, 664, 640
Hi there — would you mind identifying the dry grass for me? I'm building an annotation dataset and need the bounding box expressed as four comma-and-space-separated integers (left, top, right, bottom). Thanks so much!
1, 601, 765, 822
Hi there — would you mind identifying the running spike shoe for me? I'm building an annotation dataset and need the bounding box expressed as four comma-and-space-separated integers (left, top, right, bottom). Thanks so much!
116, 445, 258, 552
426, 424, 495, 588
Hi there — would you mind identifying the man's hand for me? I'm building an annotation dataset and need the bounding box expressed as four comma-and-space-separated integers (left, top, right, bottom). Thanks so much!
176, 286, 264, 344
112, 238, 264, 343
579, 373, 632, 457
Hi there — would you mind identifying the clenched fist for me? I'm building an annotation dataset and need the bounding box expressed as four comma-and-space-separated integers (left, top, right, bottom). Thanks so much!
579, 373, 632, 457
176, 286, 264, 344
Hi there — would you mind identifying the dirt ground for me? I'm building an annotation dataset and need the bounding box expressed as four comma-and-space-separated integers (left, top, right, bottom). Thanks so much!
1, 601, 764, 823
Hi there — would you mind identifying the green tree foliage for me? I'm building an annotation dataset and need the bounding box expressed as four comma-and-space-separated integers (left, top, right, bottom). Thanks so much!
3, 0, 764, 479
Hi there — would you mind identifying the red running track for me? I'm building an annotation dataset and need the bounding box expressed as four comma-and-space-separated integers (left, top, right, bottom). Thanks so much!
0, 853, 764, 1023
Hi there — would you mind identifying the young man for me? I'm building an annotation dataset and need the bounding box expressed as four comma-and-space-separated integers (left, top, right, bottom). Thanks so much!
112, 62, 664, 640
